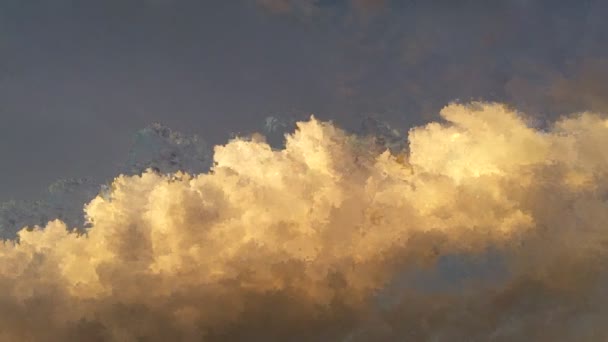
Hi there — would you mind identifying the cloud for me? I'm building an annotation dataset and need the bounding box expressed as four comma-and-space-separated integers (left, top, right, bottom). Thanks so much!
547, 58, 608, 114
125, 123, 212, 175
0, 124, 212, 240
1, 102, 608, 340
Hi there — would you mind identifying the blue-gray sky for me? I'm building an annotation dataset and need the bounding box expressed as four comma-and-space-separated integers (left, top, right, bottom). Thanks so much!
2, 0, 608, 200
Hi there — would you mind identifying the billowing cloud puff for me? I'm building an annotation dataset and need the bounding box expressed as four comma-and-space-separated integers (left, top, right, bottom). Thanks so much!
0, 123, 212, 240
2, 102, 608, 341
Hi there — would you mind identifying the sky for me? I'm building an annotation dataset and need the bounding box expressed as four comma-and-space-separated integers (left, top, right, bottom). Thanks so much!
1, 0, 607, 200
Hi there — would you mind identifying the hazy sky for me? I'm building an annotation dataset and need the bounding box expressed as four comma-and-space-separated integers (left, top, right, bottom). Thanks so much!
2, 0, 607, 200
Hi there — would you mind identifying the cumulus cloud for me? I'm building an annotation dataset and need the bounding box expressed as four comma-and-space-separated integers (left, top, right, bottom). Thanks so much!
2, 102, 608, 340
0, 124, 212, 240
